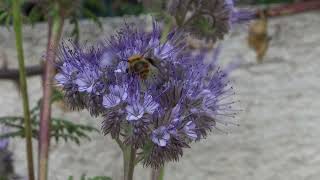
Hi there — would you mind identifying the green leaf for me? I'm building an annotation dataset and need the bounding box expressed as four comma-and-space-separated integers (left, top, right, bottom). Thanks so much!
5, 12, 11, 29
83, 8, 102, 30
0, 130, 24, 138
26, 5, 42, 26
80, 174, 86, 180
0, 11, 8, 23
52, 88, 64, 103
0, 94, 98, 144
141, 140, 154, 159
70, 16, 80, 41
0, 116, 23, 121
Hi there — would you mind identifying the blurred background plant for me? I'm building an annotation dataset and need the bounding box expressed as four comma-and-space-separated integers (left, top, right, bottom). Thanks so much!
0, 0, 104, 180
0, 89, 98, 144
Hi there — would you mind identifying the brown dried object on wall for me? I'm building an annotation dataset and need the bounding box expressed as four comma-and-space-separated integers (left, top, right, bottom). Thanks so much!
247, 11, 271, 63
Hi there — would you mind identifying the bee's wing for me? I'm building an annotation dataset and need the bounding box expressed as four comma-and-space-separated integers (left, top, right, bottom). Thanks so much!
144, 57, 170, 86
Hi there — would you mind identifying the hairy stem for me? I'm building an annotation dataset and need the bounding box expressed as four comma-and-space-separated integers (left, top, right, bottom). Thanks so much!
127, 146, 136, 180
151, 167, 165, 180
12, 0, 35, 180
115, 136, 125, 151
123, 145, 136, 180
38, 5, 64, 180
123, 149, 129, 180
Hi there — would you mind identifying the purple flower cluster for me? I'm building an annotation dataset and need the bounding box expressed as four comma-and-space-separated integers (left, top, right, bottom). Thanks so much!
55, 20, 236, 168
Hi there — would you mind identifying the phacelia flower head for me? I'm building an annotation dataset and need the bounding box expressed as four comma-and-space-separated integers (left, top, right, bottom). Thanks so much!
55, 20, 237, 168
167, 0, 254, 42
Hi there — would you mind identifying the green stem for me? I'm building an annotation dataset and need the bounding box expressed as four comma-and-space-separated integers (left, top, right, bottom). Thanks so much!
127, 146, 136, 180
158, 167, 165, 180
115, 137, 125, 151
123, 147, 129, 180
123, 145, 136, 180
151, 167, 165, 180
38, 4, 64, 180
12, 1, 35, 180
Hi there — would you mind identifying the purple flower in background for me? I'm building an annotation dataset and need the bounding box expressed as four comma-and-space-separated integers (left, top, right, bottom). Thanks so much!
0, 127, 9, 150
0, 128, 15, 178
167, 0, 253, 41
55, 19, 238, 168
0, 138, 8, 150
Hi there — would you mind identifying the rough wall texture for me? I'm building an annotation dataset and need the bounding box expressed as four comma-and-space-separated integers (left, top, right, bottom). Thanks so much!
0, 13, 319, 180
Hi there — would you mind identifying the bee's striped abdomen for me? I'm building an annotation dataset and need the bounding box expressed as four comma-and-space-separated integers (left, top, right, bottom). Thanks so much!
128, 54, 143, 63
128, 54, 151, 79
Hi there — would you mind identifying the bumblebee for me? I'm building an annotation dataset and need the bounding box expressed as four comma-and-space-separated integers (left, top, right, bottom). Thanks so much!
127, 54, 171, 89
128, 54, 151, 79
128, 54, 165, 78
